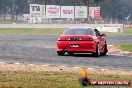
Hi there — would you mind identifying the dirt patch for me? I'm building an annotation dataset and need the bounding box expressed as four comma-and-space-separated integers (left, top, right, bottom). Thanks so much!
108, 45, 132, 56
108, 45, 122, 52
0, 63, 132, 76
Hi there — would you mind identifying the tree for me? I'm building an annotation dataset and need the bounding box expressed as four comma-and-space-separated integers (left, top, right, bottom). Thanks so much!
15, 0, 29, 15
0, 0, 132, 21
10, 0, 16, 20
10, 0, 29, 20
0, 0, 11, 20
100, 0, 132, 21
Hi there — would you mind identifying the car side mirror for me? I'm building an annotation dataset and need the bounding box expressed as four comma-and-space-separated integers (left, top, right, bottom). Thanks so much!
100, 34, 106, 37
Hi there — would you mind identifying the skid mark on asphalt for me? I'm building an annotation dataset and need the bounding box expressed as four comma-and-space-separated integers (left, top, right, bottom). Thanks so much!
0, 34, 132, 70
0, 49, 132, 70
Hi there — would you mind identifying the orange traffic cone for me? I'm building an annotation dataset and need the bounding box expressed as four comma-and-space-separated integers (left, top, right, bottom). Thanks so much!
81, 68, 89, 78
80, 68, 91, 86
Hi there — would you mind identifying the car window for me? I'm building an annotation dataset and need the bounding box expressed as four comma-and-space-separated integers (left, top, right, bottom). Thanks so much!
63, 28, 94, 35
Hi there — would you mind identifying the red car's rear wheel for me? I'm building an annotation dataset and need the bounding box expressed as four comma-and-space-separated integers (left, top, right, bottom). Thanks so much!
100, 43, 108, 56
92, 43, 100, 57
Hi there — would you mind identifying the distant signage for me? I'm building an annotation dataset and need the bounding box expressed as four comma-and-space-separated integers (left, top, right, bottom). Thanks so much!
89, 7, 101, 19
124, 24, 132, 28
75, 6, 87, 18
30, 4, 45, 18
46, 5, 60, 18
29, 4, 102, 19
61, 6, 74, 18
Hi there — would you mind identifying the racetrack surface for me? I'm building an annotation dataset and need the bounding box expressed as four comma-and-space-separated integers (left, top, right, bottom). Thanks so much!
0, 34, 132, 70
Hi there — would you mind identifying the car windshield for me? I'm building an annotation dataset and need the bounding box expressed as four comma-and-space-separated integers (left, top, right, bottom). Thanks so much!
63, 28, 94, 35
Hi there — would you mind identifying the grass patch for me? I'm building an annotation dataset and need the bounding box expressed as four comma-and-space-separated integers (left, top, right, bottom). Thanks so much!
118, 45, 132, 52
0, 28, 131, 34
123, 28, 132, 34
101, 28, 132, 35
0, 28, 64, 34
0, 71, 131, 88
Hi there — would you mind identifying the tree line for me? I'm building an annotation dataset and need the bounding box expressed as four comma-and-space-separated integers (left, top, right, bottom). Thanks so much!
0, 0, 131, 21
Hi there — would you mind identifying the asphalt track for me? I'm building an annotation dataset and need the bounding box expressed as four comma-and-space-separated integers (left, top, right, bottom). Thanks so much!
0, 34, 132, 70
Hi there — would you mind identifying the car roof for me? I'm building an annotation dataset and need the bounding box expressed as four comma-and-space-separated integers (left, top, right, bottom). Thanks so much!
69, 27, 94, 30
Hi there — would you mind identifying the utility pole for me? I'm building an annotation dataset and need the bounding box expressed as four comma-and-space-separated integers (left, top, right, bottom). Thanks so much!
84, 0, 90, 22
73, 0, 76, 23
60, 0, 62, 18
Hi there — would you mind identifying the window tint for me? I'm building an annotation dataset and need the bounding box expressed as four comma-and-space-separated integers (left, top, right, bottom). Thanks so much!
63, 28, 94, 35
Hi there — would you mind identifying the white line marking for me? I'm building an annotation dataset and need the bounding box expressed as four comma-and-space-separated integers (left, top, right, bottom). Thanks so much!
88, 68, 94, 70
100, 69, 106, 71
42, 64, 49, 67
59, 66, 66, 68
15, 63, 21, 65
0, 62, 5, 64
28, 64, 34, 66
73, 67, 80, 68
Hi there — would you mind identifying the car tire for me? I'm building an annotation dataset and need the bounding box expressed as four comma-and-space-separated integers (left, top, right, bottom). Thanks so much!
92, 43, 100, 57
101, 43, 108, 56
57, 52, 65, 56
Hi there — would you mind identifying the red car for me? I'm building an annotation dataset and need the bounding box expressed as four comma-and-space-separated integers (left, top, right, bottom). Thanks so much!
56, 27, 108, 57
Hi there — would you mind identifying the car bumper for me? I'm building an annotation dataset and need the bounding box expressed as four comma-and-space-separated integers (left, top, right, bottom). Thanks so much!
57, 41, 96, 53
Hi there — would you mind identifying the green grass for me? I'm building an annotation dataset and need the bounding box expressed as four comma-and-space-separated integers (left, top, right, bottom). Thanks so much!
123, 28, 132, 34
118, 45, 132, 52
0, 28, 131, 34
0, 28, 64, 34
101, 28, 132, 35
0, 71, 131, 88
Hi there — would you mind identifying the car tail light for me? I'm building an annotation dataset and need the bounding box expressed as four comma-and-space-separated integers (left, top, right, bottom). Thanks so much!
81, 38, 94, 41
58, 37, 69, 41
58, 37, 60, 41
58, 36, 94, 41
87, 38, 94, 41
